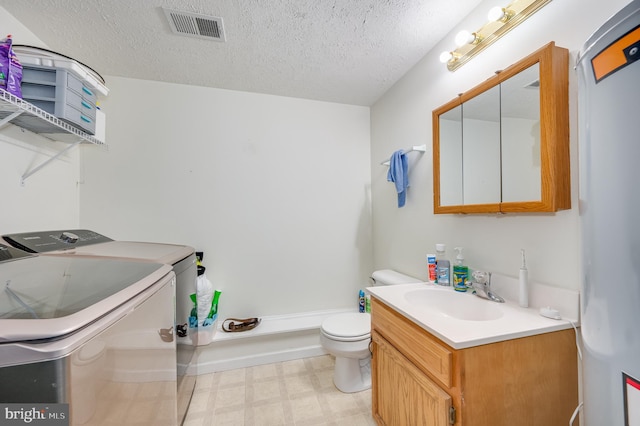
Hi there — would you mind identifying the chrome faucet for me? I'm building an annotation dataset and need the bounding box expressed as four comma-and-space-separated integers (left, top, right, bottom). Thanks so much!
471, 271, 505, 303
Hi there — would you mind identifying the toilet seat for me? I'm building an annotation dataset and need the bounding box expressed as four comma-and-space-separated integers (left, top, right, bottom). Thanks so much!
321, 313, 371, 342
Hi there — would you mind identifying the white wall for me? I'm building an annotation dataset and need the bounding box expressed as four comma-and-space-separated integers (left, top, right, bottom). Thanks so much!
79, 77, 372, 319
370, 0, 631, 289
3, 0, 630, 322
0, 6, 80, 233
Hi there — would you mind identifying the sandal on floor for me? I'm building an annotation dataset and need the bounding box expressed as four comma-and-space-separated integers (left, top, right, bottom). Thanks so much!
222, 317, 261, 332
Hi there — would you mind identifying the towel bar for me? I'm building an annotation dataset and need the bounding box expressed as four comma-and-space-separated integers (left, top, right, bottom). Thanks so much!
381, 144, 427, 166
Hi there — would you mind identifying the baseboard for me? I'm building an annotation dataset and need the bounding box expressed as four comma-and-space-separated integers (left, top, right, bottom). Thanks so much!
190, 345, 328, 375
184, 308, 353, 375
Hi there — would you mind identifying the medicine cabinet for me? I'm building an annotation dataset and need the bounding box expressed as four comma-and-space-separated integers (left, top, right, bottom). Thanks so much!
432, 42, 570, 214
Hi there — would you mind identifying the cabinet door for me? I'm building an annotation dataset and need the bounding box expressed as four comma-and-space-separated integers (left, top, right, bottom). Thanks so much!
372, 332, 452, 426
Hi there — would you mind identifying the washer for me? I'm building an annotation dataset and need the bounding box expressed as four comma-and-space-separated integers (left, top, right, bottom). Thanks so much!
2, 229, 198, 425
0, 243, 177, 425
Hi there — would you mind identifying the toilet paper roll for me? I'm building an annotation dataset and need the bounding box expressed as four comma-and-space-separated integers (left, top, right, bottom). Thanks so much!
369, 269, 422, 286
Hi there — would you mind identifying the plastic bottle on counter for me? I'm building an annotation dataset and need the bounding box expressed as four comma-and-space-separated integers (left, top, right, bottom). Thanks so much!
453, 247, 469, 292
435, 244, 450, 286
427, 254, 437, 283
359, 289, 366, 313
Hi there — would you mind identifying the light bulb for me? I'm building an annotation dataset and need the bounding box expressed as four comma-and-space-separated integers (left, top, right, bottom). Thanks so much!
487, 6, 505, 22
439, 51, 453, 63
455, 30, 476, 47
488, 6, 514, 22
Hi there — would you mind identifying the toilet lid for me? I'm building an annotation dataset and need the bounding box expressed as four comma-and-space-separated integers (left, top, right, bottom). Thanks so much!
321, 313, 371, 338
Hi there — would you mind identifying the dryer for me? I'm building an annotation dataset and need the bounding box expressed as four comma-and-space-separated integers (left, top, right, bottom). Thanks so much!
2, 229, 197, 425
0, 243, 177, 425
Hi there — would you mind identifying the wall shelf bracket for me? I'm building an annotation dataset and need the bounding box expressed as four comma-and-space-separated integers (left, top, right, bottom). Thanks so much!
20, 139, 83, 186
0, 110, 24, 129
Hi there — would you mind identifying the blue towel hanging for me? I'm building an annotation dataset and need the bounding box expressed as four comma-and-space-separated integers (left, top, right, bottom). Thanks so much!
387, 150, 409, 207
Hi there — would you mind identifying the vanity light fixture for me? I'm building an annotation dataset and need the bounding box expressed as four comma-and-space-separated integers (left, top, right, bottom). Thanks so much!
440, 0, 552, 71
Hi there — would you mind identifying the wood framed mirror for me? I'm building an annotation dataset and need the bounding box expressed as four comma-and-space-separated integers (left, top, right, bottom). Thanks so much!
432, 42, 570, 214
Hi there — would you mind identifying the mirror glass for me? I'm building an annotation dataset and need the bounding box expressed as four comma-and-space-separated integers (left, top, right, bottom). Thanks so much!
461, 85, 501, 205
439, 105, 462, 206
436, 64, 541, 207
500, 63, 541, 202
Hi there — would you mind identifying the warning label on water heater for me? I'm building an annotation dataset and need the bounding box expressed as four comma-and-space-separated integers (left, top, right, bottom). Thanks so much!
624, 372, 640, 426
591, 25, 640, 83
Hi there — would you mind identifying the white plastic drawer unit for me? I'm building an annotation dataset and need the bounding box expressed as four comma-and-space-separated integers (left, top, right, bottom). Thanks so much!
21, 64, 98, 134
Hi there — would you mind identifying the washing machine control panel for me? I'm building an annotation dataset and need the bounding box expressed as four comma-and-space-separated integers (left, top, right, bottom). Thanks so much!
2, 229, 114, 253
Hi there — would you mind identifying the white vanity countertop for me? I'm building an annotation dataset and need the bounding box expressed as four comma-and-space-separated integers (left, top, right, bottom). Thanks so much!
366, 282, 578, 350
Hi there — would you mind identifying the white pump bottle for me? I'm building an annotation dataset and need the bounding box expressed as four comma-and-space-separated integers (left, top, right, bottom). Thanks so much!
519, 249, 529, 308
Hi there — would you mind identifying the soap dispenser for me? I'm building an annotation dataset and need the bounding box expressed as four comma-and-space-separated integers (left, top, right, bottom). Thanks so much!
453, 247, 469, 292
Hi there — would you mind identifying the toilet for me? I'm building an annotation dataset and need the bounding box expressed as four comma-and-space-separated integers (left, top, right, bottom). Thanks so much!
320, 269, 422, 393
320, 312, 372, 393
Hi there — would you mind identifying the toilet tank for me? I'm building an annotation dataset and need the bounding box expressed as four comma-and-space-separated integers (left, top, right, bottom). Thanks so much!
369, 269, 422, 286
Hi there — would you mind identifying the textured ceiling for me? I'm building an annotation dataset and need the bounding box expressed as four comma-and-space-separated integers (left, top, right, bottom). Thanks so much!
0, 0, 482, 106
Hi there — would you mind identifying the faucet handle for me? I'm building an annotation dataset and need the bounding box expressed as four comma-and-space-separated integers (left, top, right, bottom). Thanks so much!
472, 270, 491, 285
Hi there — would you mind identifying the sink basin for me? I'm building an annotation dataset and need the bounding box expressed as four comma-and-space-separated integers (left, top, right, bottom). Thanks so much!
403, 288, 504, 321
368, 281, 577, 349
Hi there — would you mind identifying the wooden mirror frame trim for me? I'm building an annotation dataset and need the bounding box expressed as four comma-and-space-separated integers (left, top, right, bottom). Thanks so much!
432, 42, 570, 214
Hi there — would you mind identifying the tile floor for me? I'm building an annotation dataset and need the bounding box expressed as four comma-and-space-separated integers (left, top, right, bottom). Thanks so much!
183, 355, 376, 426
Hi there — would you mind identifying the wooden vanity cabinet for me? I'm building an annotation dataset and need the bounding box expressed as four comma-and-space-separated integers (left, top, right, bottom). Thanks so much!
370, 297, 579, 426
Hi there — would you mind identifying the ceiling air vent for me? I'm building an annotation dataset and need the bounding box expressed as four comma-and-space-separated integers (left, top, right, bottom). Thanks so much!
162, 8, 226, 42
